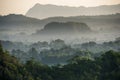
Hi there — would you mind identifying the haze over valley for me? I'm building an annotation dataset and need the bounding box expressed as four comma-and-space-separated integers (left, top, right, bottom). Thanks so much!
0, 1, 120, 80
0, 11, 120, 42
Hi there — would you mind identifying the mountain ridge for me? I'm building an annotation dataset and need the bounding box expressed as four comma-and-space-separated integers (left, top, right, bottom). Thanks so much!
0, 13, 120, 42
33, 22, 92, 35
26, 3, 120, 19
30, 3, 120, 9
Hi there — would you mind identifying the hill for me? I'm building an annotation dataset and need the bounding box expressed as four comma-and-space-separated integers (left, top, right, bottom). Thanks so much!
26, 3, 120, 19
0, 14, 120, 42
33, 22, 91, 36
0, 14, 43, 34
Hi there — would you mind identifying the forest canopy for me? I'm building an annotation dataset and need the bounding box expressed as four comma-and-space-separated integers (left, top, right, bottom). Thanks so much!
0, 43, 120, 80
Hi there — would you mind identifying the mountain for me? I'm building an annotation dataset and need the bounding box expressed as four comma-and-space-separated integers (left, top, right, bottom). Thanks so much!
0, 14, 42, 27
0, 14, 120, 42
0, 14, 44, 34
26, 3, 120, 19
41, 13, 120, 32
33, 22, 91, 36
1, 13, 120, 34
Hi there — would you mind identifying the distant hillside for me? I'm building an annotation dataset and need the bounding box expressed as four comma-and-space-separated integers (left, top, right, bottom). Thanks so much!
33, 22, 92, 36
26, 3, 120, 19
1, 14, 120, 33
41, 13, 120, 32
0, 14, 120, 42
0, 14, 43, 34
0, 14, 43, 38
0, 14, 42, 27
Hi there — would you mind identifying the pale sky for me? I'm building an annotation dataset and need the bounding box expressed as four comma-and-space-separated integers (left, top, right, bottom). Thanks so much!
0, 0, 120, 15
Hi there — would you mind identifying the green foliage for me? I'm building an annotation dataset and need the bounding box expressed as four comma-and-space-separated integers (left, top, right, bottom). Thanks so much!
0, 43, 34, 80
100, 50, 120, 80
0, 43, 120, 80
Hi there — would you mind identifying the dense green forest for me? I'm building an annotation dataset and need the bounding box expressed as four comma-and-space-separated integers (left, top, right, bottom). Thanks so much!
0, 43, 120, 80
1, 38, 120, 64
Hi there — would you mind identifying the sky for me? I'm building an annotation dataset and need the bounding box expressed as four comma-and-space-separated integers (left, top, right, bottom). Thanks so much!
0, 0, 120, 15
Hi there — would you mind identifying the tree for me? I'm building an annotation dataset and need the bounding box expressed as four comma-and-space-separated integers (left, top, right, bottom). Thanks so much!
28, 48, 40, 61
100, 50, 120, 80
0, 43, 33, 80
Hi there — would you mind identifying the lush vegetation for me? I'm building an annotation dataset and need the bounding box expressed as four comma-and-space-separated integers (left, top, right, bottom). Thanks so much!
0, 43, 120, 80
1, 38, 120, 65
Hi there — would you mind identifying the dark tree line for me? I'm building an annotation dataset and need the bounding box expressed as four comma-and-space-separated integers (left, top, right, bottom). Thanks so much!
0, 43, 120, 80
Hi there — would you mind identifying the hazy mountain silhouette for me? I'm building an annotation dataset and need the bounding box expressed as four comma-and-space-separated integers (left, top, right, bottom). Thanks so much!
33, 22, 91, 36
0, 14, 45, 34
41, 13, 120, 32
0, 14, 43, 28
0, 14, 120, 42
26, 3, 120, 19
0, 14, 120, 34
